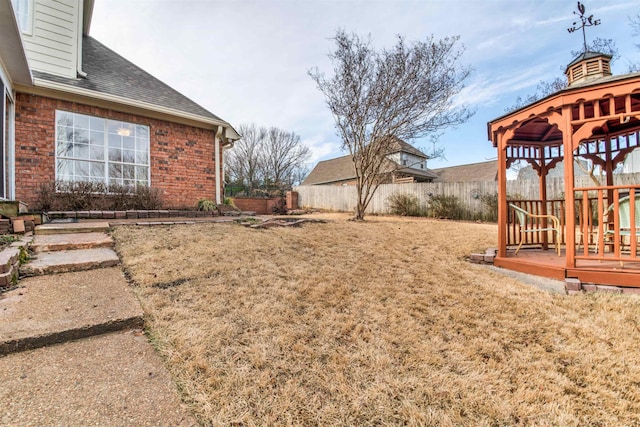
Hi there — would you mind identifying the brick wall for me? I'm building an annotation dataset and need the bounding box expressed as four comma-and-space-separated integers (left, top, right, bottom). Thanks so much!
233, 197, 283, 215
14, 93, 222, 208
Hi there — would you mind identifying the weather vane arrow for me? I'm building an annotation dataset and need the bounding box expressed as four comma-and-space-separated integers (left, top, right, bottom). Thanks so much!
567, 1, 601, 53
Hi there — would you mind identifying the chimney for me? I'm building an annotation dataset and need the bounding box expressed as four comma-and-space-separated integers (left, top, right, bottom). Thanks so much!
565, 51, 612, 86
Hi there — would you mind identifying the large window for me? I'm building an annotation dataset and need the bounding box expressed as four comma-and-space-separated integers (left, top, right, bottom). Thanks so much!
56, 111, 150, 187
10, 0, 33, 34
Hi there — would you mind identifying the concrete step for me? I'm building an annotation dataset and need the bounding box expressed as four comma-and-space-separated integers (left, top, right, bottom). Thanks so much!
0, 268, 143, 355
31, 232, 114, 252
35, 221, 110, 235
21, 248, 120, 277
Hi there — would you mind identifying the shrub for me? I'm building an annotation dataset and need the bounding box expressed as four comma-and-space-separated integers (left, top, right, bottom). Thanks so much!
197, 199, 217, 211
33, 180, 164, 211
387, 193, 425, 216
480, 192, 498, 222
428, 194, 464, 220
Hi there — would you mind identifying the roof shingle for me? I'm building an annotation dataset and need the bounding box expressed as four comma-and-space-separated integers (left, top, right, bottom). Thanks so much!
33, 36, 223, 123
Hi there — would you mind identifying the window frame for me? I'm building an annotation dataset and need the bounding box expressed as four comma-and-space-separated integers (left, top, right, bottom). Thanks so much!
54, 111, 151, 188
10, 0, 34, 35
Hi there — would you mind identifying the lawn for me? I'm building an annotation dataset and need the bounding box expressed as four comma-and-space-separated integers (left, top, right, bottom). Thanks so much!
113, 214, 640, 426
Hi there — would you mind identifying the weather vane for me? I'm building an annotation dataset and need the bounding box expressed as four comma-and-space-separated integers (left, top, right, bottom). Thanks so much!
567, 2, 601, 53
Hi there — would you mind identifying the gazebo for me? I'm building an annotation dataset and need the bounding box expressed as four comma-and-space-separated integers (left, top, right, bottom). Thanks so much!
488, 52, 640, 287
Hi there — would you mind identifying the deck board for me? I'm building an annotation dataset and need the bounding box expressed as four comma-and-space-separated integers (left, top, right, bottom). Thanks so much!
494, 248, 640, 287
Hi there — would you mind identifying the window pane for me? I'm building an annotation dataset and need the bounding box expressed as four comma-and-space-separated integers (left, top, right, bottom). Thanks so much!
90, 162, 104, 178
123, 149, 135, 163
57, 142, 73, 158
135, 166, 148, 180
109, 163, 122, 179
75, 161, 91, 177
123, 179, 135, 187
123, 165, 134, 179
74, 129, 89, 145
137, 180, 149, 187
90, 145, 104, 160
107, 120, 122, 134
135, 151, 148, 165
90, 131, 104, 145
89, 116, 104, 131
135, 125, 148, 140
56, 159, 72, 178
57, 111, 73, 127
108, 133, 121, 148
74, 144, 89, 159
136, 138, 149, 152
74, 114, 90, 130
108, 148, 122, 162
123, 136, 135, 150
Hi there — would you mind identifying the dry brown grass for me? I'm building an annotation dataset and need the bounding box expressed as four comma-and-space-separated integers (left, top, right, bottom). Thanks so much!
113, 214, 640, 426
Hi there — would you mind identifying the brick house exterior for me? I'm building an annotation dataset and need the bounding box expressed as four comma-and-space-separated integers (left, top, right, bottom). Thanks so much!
1, 0, 238, 210
14, 93, 224, 208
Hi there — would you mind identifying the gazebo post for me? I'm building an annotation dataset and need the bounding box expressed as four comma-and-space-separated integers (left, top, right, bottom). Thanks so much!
562, 107, 576, 268
539, 150, 549, 250
497, 137, 508, 258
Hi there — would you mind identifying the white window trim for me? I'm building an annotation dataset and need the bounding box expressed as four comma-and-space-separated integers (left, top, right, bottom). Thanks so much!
11, 0, 34, 36
54, 111, 151, 187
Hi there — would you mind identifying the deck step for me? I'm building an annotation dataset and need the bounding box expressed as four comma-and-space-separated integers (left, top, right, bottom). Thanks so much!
0, 268, 143, 355
21, 248, 120, 277
31, 232, 114, 252
35, 222, 110, 235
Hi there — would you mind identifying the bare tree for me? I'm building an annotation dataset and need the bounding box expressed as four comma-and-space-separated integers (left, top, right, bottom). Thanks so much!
225, 123, 310, 195
225, 123, 267, 195
309, 30, 472, 220
261, 127, 311, 189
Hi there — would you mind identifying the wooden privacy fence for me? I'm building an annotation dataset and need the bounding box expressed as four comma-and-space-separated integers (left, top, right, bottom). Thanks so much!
294, 172, 640, 218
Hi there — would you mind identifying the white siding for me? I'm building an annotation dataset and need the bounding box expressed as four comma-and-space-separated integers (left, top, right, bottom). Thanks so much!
21, 0, 79, 78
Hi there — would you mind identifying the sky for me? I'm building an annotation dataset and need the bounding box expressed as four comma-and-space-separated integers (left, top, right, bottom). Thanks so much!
89, 0, 640, 172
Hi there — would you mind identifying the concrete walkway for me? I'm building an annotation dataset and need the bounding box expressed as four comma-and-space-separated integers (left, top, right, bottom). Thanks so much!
0, 222, 197, 426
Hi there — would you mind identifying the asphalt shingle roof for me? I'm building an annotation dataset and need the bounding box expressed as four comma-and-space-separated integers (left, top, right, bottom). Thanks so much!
302, 141, 437, 186
33, 36, 223, 122
431, 160, 498, 183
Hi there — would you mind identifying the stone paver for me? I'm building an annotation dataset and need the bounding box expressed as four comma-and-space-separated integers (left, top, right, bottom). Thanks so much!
0, 267, 142, 354
30, 232, 114, 252
35, 221, 110, 235
21, 247, 120, 276
0, 330, 197, 427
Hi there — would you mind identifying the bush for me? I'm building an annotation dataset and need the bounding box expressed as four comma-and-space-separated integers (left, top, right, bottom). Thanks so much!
388, 193, 425, 216
428, 194, 464, 220
33, 180, 164, 211
480, 193, 498, 222
197, 199, 217, 211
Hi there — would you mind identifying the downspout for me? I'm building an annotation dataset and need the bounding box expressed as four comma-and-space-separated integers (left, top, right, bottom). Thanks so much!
215, 126, 223, 205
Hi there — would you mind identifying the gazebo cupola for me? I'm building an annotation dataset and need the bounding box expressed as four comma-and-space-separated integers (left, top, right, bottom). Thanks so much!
565, 51, 612, 86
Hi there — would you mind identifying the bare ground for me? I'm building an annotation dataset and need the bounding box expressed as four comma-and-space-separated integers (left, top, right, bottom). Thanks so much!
113, 214, 640, 426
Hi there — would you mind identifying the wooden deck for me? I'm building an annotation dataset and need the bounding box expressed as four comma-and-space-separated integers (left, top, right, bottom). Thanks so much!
494, 248, 640, 287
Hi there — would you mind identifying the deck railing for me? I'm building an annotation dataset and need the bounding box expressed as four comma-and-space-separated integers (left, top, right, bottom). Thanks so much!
575, 185, 640, 264
507, 199, 566, 247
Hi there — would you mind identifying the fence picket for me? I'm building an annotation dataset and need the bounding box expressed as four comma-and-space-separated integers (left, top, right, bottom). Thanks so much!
294, 173, 640, 218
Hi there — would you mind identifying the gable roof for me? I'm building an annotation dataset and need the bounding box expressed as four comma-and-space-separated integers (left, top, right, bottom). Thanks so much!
302, 155, 356, 185
431, 160, 498, 183
30, 36, 237, 136
388, 137, 428, 158
302, 153, 438, 185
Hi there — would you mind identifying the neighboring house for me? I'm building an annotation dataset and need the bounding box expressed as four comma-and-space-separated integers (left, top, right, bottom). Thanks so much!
0, 0, 238, 209
302, 139, 438, 185
431, 160, 498, 183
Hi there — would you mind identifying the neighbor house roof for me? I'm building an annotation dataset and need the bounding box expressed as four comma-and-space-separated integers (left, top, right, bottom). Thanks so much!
31, 36, 236, 134
431, 160, 498, 183
302, 155, 356, 185
302, 152, 438, 185
388, 137, 428, 158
